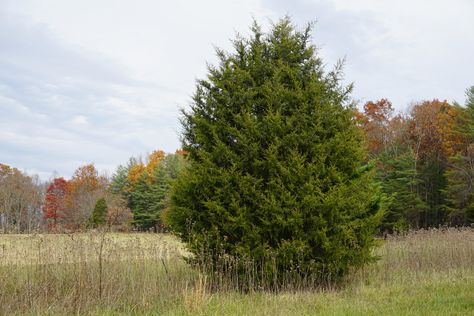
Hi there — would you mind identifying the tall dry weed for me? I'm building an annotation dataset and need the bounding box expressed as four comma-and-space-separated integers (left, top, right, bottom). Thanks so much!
1, 228, 473, 314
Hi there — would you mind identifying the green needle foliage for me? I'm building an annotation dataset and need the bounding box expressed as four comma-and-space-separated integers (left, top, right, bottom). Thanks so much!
90, 197, 108, 227
130, 154, 187, 231
168, 18, 385, 288
443, 86, 474, 226
377, 150, 428, 232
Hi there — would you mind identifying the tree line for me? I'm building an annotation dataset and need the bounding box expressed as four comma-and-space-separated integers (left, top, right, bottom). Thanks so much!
1, 90, 473, 234
356, 87, 474, 232
161, 19, 474, 288
0, 164, 43, 232
2, 17, 470, 289
0, 36, 472, 235
1, 90, 472, 234
0, 151, 186, 233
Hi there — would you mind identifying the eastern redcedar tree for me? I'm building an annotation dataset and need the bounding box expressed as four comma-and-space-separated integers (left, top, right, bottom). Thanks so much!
90, 197, 108, 227
167, 18, 385, 287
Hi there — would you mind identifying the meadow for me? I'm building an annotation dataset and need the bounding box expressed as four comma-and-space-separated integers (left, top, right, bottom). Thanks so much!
1, 228, 473, 315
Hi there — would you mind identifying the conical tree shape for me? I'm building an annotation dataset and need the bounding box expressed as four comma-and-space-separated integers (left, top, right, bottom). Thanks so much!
443, 86, 474, 225
168, 18, 384, 288
129, 153, 187, 231
377, 150, 428, 232
90, 197, 108, 227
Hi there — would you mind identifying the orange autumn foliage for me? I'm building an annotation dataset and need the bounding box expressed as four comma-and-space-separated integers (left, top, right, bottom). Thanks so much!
70, 164, 101, 191
175, 149, 188, 157
145, 150, 166, 176
358, 99, 395, 157
126, 163, 146, 191
43, 177, 70, 228
407, 100, 462, 160
126, 150, 166, 189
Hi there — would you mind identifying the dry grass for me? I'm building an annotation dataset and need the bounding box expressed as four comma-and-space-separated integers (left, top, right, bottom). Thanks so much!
0, 228, 473, 315
0, 232, 186, 265
182, 274, 211, 313
0, 232, 193, 315
352, 228, 474, 283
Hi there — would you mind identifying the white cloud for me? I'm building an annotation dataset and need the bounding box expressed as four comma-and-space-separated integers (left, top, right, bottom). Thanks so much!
71, 115, 88, 125
0, 0, 273, 179
264, 0, 474, 107
1, 0, 472, 179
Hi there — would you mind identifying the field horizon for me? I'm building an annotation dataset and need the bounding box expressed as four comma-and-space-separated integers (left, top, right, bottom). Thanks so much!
1, 228, 473, 315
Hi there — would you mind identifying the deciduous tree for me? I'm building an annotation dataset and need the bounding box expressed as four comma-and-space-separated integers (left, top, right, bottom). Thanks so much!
67, 164, 108, 229
43, 177, 69, 230
0, 164, 42, 232
359, 99, 394, 158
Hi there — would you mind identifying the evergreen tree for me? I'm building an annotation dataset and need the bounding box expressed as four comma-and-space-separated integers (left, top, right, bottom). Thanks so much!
168, 18, 385, 287
110, 164, 129, 195
377, 151, 428, 232
128, 175, 153, 230
110, 157, 140, 197
458, 86, 474, 143
443, 150, 474, 225
443, 86, 474, 225
130, 154, 187, 231
90, 197, 108, 227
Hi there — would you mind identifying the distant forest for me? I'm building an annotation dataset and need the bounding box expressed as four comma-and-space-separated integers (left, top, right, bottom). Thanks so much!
1, 87, 473, 233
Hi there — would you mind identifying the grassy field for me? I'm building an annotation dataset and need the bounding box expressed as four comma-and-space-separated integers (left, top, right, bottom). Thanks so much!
1, 229, 473, 315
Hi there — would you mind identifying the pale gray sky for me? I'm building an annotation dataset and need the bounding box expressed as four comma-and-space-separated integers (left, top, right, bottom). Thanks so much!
1, 0, 473, 179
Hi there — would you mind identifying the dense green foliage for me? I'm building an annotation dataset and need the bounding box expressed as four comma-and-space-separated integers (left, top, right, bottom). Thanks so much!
377, 151, 428, 232
109, 159, 135, 195
130, 154, 187, 231
89, 197, 108, 227
358, 87, 474, 232
110, 153, 187, 231
168, 18, 384, 287
443, 87, 474, 226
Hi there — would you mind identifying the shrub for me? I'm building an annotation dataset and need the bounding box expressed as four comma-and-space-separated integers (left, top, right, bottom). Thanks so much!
89, 197, 108, 227
168, 18, 385, 289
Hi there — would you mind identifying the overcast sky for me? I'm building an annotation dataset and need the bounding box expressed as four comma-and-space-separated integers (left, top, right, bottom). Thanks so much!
1, 0, 473, 180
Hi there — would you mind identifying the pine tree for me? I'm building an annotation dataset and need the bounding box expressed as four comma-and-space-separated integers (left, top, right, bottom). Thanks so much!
128, 175, 153, 230
90, 197, 108, 227
129, 154, 187, 231
443, 86, 474, 225
167, 18, 385, 287
110, 164, 130, 195
458, 86, 474, 143
377, 151, 428, 232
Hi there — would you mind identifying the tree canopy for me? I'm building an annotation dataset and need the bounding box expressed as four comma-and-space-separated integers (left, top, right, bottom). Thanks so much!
167, 18, 385, 287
